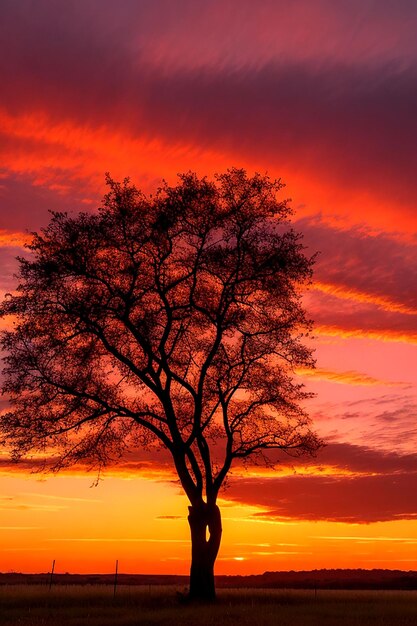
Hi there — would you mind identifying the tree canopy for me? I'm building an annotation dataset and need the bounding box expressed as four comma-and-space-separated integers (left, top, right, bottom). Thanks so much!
0, 168, 321, 599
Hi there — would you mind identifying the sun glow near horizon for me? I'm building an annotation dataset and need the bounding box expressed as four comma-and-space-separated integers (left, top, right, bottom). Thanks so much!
0, 471, 416, 575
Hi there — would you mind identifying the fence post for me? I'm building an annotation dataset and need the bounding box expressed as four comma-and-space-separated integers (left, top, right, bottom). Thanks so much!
49, 559, 55, 591
113, 560, 119, 598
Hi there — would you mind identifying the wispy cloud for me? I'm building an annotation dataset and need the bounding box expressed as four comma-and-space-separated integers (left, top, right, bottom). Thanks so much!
315, 325, 417, 345
0, 526, 43, 530
21, 492, 102, 504
46, 538, 189, 543
312, 536, 417, 543
0, 229, 29, 249
296, 367, 410, 387
313, 281, 417, 316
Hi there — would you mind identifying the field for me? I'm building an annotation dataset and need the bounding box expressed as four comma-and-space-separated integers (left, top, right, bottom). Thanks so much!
0, 586, 417, 626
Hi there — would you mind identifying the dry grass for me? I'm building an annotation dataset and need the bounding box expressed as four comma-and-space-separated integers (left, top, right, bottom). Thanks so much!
0, 585, 416, 625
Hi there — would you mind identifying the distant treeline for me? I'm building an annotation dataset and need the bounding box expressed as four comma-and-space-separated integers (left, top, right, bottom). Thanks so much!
1, 570, 417, 590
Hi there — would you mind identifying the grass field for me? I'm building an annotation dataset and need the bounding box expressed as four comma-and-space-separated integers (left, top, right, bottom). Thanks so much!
0, 585, 416, 626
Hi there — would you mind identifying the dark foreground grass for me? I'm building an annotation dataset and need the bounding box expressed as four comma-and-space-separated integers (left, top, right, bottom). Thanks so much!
0, 585, 416, 626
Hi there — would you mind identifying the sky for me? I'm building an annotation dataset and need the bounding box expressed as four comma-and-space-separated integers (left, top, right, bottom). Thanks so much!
0, 0, 416, 576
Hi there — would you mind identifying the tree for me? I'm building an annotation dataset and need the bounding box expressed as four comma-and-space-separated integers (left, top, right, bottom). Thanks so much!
0, 169, 320, 601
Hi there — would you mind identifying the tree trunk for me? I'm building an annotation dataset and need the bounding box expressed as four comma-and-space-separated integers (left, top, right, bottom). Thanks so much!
188, 502, 222, 601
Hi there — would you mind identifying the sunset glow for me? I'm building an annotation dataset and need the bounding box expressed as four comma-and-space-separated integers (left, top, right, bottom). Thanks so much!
0, 0, 416, 576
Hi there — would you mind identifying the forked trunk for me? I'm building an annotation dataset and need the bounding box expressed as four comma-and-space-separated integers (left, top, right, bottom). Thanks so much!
188, 502, 222, 601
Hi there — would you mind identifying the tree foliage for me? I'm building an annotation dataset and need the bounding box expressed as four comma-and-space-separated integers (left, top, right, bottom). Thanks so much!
0, 169, 321, 598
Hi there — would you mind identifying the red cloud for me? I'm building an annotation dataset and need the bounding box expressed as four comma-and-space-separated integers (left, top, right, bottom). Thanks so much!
227, 474, 417, 524
223, 443, 417, 523
2, 3, 417, 235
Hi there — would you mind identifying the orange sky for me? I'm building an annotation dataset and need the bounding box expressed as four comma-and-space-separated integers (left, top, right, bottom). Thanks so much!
0, 0, 416, 575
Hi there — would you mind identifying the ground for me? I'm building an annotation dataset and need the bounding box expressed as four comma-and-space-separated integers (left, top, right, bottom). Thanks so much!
0, 586, 416, 626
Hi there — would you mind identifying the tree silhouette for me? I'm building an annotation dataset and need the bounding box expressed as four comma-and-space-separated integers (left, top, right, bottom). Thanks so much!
0, 169, 320, 600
